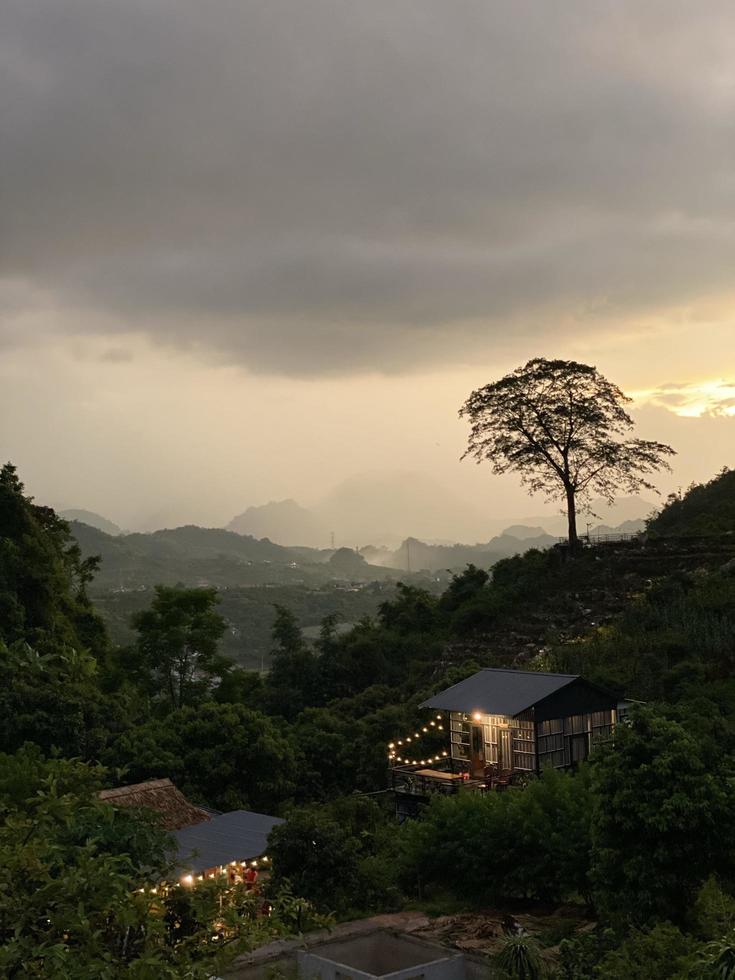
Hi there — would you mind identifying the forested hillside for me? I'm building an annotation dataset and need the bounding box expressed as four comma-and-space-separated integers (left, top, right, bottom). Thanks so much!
3, 459, 735, 977
647, 467, 735, 537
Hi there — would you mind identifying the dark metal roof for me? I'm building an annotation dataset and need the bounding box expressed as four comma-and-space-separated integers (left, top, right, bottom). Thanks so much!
420, 668, 580, 716
173, 809, 285, 874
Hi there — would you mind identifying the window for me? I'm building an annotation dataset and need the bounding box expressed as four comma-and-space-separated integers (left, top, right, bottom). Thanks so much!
512, 719, 535, 771
450, 713, 470, 761
537, 719, 565, 769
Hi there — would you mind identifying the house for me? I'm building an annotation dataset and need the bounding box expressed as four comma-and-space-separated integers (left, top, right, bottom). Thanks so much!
99, 778, 284, 884
175, 809, 285, 882
390, 669, 617, 810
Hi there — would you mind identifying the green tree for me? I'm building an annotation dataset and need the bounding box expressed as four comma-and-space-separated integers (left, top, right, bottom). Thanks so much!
105, 702, 297, 812
268, 796, 400, 914
0, 638, 125, 758
460, 358, 675, 548
399, 768, 591, 904
589, 707, 735, 927
0, 462, 107, 658
593, 922, 696, 979
265, 605, 320, 719
132, 585, 229, 710
690, 878, 735, 941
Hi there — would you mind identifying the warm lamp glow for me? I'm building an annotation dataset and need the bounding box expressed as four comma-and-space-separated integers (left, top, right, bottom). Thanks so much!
472, 711, 482, 721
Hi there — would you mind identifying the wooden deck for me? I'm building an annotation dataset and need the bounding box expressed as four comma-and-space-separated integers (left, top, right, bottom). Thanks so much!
390, 763, 484, 797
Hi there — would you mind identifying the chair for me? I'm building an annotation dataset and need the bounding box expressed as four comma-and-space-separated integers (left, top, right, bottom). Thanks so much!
482, 763, 499, 790
494, 769, 512, 791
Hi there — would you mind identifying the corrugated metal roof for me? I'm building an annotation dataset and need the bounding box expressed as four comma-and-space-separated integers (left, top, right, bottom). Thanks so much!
173, 809, 285, 873
420, 668, 579, 716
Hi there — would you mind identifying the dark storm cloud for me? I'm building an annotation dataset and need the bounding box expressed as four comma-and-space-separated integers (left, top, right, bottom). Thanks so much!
2, 0, 735, 373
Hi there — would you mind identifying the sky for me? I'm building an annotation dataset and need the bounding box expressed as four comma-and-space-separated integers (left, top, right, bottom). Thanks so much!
1, 1, 734, 536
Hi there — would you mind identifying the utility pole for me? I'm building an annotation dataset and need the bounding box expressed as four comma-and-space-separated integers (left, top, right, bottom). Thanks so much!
406, 538, 411, 573
330, 531, 335, 550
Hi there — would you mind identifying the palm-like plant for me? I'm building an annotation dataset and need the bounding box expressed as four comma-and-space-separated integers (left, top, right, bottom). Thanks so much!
691, 932, 735, 979
496, 933, 545, 980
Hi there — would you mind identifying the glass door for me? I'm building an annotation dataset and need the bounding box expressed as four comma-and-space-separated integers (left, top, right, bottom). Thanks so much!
498, 727, 513, 772
470, 724, 485, 777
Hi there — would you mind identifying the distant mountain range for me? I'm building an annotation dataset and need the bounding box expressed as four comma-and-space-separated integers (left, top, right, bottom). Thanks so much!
60, 509, 123, 536
68, 521, 404, 592
69, 510, 646, 591
360, 518, 645, 573
228, 499, 328, 549
61, 469, 657, 547
228, 471, 495, 547
226, 480, 655, 550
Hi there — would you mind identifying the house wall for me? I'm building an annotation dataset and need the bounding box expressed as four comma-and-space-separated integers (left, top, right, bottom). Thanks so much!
450, 712, 536, 772
536, 708, 616, 770
451, 704, 616, 774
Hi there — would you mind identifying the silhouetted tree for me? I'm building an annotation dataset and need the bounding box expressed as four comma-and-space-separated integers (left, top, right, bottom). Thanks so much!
460, 358, 675, 548
133, 586, 229, 710
266, 605, 320, 718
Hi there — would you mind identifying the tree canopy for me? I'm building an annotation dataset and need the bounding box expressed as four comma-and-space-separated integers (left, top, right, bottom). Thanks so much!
132, 585, 229, 711
460, 358, 675, 546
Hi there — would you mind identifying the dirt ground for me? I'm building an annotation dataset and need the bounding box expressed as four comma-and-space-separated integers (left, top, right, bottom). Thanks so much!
411, 905, 596, 964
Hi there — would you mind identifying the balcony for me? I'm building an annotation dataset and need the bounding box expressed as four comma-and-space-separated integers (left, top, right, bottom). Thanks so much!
389, 760, 485, 797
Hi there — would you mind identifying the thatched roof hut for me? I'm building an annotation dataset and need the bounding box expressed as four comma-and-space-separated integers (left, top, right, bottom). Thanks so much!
99, 778, 211, 831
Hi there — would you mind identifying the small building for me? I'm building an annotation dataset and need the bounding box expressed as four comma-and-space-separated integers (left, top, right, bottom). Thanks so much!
226, 916, 478, 980
99, 777, 212, 830
390, 669, 617, 811
175, 808, 285, 882
297, 931, 464, 980
99, 778, 284, 883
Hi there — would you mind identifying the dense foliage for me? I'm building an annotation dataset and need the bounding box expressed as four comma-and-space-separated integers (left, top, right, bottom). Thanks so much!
647, 467, 735, 538
0, 748, 326, 978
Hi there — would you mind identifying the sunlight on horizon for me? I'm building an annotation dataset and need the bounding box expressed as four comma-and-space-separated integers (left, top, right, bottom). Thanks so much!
633, 379, 735, 418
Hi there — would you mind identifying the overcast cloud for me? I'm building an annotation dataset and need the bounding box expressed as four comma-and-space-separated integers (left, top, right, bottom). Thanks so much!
3, 0, 735, 374
2, 1, 734, 530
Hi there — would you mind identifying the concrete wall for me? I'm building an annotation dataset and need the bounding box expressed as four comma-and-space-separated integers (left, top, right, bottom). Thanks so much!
296, 932, 465, 980
298, 950, 465, 980
226, 915, 497, 980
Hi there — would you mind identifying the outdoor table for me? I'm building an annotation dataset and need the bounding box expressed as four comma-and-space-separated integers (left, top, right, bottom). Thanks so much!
414, 769, 464, 781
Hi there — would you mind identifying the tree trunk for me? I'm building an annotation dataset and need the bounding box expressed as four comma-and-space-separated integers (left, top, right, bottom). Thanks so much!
566, 485, 579, 551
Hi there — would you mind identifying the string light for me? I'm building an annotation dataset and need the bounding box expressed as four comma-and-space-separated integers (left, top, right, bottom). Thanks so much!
388, 714, 447, 766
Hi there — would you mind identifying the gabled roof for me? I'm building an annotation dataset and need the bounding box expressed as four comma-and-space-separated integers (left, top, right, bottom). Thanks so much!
420, 668, 580, 717
99, 778, 211, 831
174, 809, 286, 873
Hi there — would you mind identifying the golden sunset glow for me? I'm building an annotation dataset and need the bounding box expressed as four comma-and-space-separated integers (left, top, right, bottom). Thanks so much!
634, 380, 735, 419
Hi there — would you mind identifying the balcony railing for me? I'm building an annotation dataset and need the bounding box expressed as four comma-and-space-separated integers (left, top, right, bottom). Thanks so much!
389, 760, 485, 797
